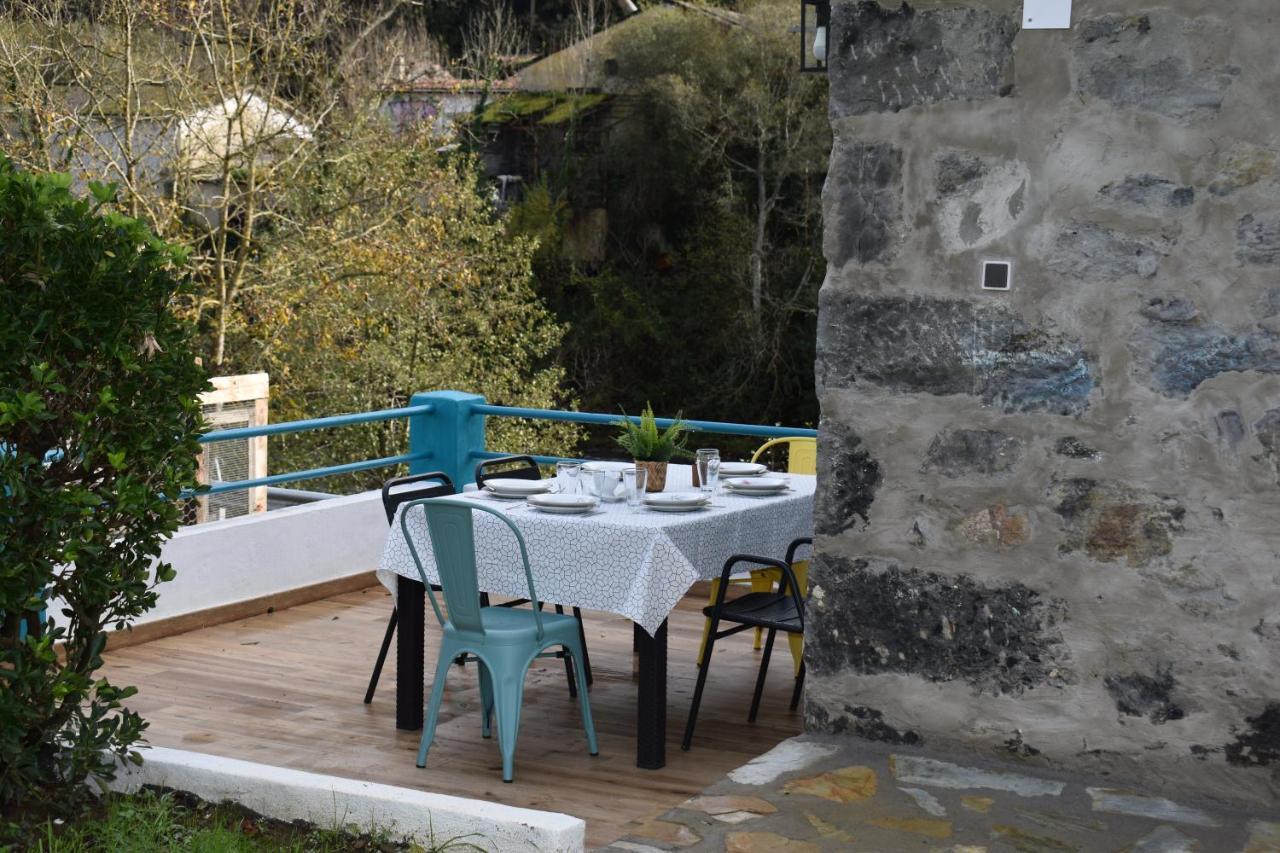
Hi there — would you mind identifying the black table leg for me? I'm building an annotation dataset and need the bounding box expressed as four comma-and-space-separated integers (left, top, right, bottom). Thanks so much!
396, 576, 426, 730
28, 608, 44, 641
635, 619, 668, 769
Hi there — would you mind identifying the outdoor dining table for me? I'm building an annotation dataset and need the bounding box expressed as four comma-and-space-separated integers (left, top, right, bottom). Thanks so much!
376, 463, 816, 770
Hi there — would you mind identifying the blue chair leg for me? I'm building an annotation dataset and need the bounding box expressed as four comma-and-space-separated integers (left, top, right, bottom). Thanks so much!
493, 664, 528, 783
479, 661, 495, 739
565, 639, 599, 756
417, 645, 455, 768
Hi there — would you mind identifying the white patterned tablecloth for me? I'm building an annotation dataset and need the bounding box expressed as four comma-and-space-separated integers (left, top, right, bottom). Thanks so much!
377, 465, 814, 635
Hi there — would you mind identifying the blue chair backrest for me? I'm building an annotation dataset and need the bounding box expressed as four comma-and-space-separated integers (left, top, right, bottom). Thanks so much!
400, 498, 543, 640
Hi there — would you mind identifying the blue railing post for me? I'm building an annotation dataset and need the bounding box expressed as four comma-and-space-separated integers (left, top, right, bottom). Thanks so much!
408, 391, 487, 488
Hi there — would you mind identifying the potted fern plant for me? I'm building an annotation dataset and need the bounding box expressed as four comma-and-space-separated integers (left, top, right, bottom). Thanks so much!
615, 404, 691, 492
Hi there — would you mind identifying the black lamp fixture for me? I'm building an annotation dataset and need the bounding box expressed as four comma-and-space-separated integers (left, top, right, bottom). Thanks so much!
800, 0, 830, 73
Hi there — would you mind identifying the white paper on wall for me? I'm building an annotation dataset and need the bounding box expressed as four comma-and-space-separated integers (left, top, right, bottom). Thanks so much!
1022, 0, 1072, 29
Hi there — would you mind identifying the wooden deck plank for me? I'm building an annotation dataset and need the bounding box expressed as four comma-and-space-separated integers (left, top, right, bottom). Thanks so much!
101, 585, 802, 849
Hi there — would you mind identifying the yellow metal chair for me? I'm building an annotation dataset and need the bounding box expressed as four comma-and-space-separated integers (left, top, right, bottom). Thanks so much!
697, 437, 815, 675
751, 436, 816, 476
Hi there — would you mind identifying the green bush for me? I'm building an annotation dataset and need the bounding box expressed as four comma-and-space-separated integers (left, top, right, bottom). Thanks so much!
0, 159, 207, 827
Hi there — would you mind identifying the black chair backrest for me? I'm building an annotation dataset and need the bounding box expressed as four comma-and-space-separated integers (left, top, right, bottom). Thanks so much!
380, 471, 455, 526
474, 455, 541, 489
786, 537, 813, 566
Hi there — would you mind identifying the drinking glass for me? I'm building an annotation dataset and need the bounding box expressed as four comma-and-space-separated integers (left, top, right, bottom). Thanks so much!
705, 455, 721, 493
594, 469, 624, 502
624, 467, 647, 508
556, 461, 582, 495
695, 448, 721, 494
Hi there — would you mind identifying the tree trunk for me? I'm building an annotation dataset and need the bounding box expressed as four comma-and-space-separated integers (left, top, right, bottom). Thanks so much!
750, 159, 767, 325
214, 283, 228, 367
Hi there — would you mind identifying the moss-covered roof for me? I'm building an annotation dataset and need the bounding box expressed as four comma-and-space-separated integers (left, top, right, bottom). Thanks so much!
475, 92, 610, 127
537, 93, 609, 125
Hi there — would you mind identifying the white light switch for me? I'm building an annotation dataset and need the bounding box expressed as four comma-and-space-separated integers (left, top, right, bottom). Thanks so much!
1023, 0, 1072, 29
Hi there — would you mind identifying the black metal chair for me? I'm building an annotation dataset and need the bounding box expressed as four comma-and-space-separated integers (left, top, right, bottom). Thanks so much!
364, 472, 456, 704
474, 454, 542, 488
473, 455, 594, 691
682, 537, 811, 751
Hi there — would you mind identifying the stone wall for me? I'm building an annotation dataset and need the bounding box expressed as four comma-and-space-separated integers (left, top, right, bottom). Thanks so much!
811, 0, 1280, 807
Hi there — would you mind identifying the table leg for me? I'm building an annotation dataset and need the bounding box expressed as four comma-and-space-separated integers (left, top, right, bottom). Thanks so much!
396, 575, 426, 730
635, 619, 668, 769
25, 608, 44, 641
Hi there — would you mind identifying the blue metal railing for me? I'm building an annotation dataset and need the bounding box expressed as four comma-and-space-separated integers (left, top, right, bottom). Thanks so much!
469, 404, 817, 439
197, 403, 435, 443
187, 403, 435, 498
194, 390, 817, 499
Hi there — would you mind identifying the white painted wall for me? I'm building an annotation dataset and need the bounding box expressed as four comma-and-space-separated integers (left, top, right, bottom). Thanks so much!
139, 490, 387, 624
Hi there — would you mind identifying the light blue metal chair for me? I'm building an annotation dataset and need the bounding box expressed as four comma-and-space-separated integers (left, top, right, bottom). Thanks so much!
400, 497, 598, 783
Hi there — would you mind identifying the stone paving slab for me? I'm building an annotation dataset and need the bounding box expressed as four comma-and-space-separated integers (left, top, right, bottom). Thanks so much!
604, 736, 1279, 852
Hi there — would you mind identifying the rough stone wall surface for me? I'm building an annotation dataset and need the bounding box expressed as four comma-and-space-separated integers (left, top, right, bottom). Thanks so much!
811, 0, 1280, 808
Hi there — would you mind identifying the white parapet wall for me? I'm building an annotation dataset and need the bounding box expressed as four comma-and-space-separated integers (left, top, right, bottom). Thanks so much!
138, 489, 387, 625
110, 746, 585, 852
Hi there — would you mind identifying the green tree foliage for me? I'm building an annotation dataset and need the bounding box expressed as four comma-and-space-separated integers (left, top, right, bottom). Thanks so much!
0, 161, 207, 824
236, 121, 579, 488
412, 0, 663, 61
502, 0, 829, 429
0, 0, 364, 370
1, 3, 580, 493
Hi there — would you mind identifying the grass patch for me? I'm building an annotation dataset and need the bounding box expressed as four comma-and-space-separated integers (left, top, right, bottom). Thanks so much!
11, 788, 484, 853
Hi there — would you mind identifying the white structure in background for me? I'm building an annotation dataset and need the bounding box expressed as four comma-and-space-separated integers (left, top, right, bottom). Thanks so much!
175, 90, 313, 178
196, 373, 269, 524
175, 91, 312, 229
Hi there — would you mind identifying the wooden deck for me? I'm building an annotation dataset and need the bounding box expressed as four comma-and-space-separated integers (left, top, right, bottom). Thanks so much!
101, 584, 803, 849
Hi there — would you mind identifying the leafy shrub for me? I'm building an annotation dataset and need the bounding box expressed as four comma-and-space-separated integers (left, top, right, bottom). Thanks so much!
0, 160, 206, 825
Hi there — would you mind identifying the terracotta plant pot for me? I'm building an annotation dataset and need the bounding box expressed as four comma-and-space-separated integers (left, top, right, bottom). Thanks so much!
635, 460, 668, 492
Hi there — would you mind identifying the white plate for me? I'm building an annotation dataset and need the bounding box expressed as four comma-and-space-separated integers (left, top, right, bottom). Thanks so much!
581, 461, 632, 474
645, 502, 710, 513
724, 477, 788, 493
644, 493, 710, 511
723, 486, 789, 498
527, 493, 599, 514
717, 461, 768, 477
484, 478, 553, 496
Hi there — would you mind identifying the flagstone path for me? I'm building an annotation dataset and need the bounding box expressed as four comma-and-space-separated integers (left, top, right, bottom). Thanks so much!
603, 736, 1279, 852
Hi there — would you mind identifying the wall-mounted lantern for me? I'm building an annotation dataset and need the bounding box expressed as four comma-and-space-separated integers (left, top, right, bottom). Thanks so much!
800, 0, 830, 73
